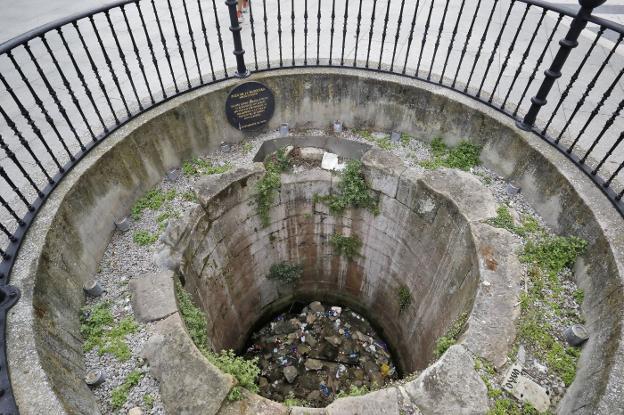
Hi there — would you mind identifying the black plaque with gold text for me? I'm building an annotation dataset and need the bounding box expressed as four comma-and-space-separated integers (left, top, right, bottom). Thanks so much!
225, 81, 275, 130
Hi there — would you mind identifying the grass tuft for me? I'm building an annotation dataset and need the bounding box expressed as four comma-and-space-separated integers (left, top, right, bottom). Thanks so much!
80, 302, 138, 361
266, 262, 303, 284
420, 138, 481, 171
330, 233, 362, 260
433, 312, 468, 358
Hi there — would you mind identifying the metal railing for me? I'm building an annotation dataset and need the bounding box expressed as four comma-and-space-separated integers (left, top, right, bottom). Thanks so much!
0, 0, 622, 411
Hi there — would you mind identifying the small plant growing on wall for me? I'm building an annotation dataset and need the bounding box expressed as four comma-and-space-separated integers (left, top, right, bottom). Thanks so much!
397, 285, 412, 313
266, 262, 304, 284
256, 147, 292, 227
330, 233, 362, 260
316, 160, 378, 215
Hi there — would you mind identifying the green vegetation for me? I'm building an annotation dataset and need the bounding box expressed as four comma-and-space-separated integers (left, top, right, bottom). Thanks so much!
205, 350, 260, 401
330, 233, 362, 260
489, 206, 515, 231
182, 190, 198, 202
520, 236, 587, 282
488, 206, 544, 238
111, 370, 144, 409
316, 160, 378, 215
420, 138, 481, 171
266, 262, 304, 284
336, 385, 370, 398
486, 398, 542, 415
133, 230, 159, 246
241, 141, 254, 155
131, 188, 176, 219
256, 148, 292, 227
355, 129, 393, 149
80, 302, 138, 361
284, 392, 309, 407
400, 133, 412, 147
182, 158, 231, 176
143, 394, 154, 410
175, 281, 260, 400
433, 312, 468, 358
397, 285, 412, 312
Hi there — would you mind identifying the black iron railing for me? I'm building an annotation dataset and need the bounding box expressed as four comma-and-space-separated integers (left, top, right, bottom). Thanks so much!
0, 0, 622, 411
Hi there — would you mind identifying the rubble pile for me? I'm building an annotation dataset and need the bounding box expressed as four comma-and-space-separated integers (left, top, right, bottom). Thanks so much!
243, 301, 399, 407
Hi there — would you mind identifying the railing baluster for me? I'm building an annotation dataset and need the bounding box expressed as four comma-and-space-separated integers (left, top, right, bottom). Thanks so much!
502, 9, 546, 110
249, 0, 259, 70
104, 11, 143, 111
6, 51, 71, 166
136, 2, 167, 98
0, 167, 32, 212
57, 27, 108, 133
569, 68, 624, 154
74, 21, 120, 123
465, 1, 497, 92
263, 0, 270, 68
277, 0, 284, 66
0, 134, 42, 197
0, 222, 17, 243
378, 0, 392, 70
477, 0, 515, 98
152, 0, 180, 92
41, 34, 96, 143
451, 0, 481, 89
389, 0, 405, 72
304, 0, 308, 66
341, 0, 350, 66
316, 0, 322, 65
121, 5, 155, 105
542, 27, 604, 135
489, 2, 529, 103
439, 0, 466, 84
211, 0, 228, 77
90, 15, 132, 118
291, 0, 296, 66
513, 13, 563, 117
555, 35, 622, 143
24, 40, 85, 152
402, 0, 419, 75
604, 133, 624, 187
329, 0, 336, 65
353, 0, 364, 67
587, 114, 624, 173
196, 0, 217, 80
166, 0, 192, 89
427, 0, 450, 81
181, 0, 203, 84
0, 195, 24, 226
365, 0, 378, 68
416, 0, 435, 77
0, 70, 63, 173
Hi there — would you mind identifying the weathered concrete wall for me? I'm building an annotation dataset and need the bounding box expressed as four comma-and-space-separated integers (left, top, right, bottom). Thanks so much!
7, 68, 624, 414
178, 164, 479, 372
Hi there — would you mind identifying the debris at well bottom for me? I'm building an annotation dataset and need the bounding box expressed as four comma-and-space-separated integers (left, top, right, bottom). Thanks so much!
243, 301, 399, 407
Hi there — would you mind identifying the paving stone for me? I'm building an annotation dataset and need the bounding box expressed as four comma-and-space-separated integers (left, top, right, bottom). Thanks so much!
129, 271, 177, 323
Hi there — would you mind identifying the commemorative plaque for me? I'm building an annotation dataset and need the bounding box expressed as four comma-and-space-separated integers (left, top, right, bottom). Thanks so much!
225, 81, 275, 130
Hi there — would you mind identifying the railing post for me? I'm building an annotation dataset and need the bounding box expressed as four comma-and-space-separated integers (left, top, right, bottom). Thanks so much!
516, 0, 606, 131
225, 0, 250, 77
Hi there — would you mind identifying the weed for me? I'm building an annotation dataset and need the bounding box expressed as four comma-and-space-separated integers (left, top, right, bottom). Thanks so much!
131, 189, 176, 219
317, 160, 378, 215
284, 392, 309, 407
354, 129, 394, 149
420, 138, 481, 171
336, 385, 370, 398
143, 394, 154, 410
80, 302, 138, 361
175, 281, 261, 399
111, 370, 144, 409
241, 141, 254, 155
175, 281, 208, 347
330, 233, 362, 260
573, 289, 584, 305
157, 208, 180, 225
182, 190, 198, 202
256, 148, 291, 227
183, 158, 231, 176
204, 350, 260, 401
400, 132, 412, 147
133, 230, 159, 246
489, 205, 515, 232
433, 312, 468, 358
397, 285, 412, 312
520, 235, 587, 280
266, 262, 303, 284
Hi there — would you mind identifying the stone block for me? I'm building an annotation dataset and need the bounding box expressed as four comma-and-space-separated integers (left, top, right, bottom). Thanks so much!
404, 345, 488, 415
142, 313, 234, 415
129, 271, 177, 323
327, 387, 400, 414
361, 148, 406, 198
